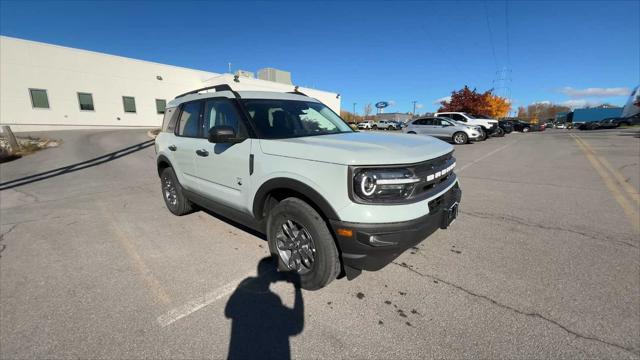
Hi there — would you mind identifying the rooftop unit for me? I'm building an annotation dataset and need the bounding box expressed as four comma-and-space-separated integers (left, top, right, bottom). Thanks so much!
257, 67, 292, 85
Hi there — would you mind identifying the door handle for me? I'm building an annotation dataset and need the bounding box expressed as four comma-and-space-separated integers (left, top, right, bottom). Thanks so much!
168, 145, 177, 151
195, 149, 209, 157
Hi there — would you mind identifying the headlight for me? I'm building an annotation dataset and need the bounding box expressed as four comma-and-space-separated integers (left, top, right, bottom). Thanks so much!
353, 168, 420, 202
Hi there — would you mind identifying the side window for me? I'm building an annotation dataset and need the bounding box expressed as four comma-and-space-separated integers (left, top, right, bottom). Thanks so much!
439, 119, 451, 126
423, 118, 434, 126
453, 114, 466, 122
122, 96, 136, 113
29, 89, 50, 108
203, 99, 244, 136
412, 119, 422, 125
177, 101, 202, 137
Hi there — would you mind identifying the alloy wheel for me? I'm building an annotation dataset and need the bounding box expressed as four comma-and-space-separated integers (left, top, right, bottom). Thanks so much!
276, 219, 316, 274
162, 175, 178, 206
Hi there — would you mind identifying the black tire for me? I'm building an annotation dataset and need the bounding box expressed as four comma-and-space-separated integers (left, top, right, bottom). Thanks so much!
372, 125, 378, 130
267, 197, 340, 290
495, 127, 505, 137
160, 167, 193, 216
478, 128, 488, 141
452, 131, 468, 145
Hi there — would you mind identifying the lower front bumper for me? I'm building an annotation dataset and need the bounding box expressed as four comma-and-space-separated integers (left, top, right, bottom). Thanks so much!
330, 183, 462, 274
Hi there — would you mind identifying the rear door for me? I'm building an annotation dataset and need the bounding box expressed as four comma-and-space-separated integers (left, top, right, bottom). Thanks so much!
193, 98, 252, 211
171, 100, 204, 191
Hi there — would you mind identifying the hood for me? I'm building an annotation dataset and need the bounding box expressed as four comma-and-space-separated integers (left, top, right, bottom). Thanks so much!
259, 132, 454, 166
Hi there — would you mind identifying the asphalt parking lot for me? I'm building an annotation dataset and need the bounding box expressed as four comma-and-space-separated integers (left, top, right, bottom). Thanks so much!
1, 128, 639, 359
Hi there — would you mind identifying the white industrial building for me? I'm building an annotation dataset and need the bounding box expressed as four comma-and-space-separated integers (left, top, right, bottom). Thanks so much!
0, 36, 340, 132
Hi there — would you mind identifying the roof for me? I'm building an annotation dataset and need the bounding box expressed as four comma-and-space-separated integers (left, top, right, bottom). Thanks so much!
572, 107, 624, 122
167, 90, 318, 108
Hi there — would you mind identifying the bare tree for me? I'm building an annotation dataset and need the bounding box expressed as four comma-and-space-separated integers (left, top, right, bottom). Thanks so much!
363, 103, 373, 119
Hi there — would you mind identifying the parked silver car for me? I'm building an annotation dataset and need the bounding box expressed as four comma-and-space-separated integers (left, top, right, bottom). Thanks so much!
403, 117, 481, 144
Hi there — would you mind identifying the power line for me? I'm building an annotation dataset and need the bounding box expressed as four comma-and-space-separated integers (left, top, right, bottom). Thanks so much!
505, 0, 511, 67
484, 0, 499, 71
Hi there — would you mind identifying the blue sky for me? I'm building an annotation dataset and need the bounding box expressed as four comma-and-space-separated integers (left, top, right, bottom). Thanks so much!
1, 0, 638, 114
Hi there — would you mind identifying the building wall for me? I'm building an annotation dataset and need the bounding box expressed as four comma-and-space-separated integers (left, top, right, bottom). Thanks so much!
0, 36, 340, 132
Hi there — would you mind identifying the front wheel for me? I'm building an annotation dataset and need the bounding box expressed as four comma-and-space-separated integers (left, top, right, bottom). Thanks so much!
267, 197, 340, 290
453, 132, 468, 144
495, 127, 505, 137
478, 128, 487, 141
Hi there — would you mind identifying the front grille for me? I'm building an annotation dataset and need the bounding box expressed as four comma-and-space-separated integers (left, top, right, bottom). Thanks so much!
410, 152, 456, 199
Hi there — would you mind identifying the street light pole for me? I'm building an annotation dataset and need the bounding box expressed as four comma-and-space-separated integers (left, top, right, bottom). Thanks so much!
353, 102, 357, 121
412, 101, 417, 117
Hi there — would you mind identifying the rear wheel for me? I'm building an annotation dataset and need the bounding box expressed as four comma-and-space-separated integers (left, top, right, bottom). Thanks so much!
452, 132, 468, 145
160, 167, 193, 216
267, 197, 340, 290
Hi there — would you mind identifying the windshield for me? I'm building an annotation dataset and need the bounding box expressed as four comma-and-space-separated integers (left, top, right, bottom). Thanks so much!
242, 99, 353, 139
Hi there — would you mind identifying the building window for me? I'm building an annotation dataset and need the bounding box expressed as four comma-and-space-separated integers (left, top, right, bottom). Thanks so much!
78, 92, 95, 111
122, 96, 136, 113
156, 99, 167, 114
29, 89, 50, 109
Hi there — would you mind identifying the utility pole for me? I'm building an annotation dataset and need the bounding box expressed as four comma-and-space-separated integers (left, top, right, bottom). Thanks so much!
353, 102, 357, 121
412, 101, 417, 117
228, 62, 232, 74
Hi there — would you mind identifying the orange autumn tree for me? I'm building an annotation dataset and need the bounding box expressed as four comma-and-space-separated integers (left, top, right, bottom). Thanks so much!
439, 86, 511, 118
484, 93, 511, 118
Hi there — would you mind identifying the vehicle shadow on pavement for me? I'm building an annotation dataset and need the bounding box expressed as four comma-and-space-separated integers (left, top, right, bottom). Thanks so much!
0, 139, 155, 190
225, 257, 304, 360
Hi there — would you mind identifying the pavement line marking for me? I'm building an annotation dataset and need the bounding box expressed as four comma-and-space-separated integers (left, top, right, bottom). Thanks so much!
571, 134, 640, 233
157, 273, 252, 327
576, 137, 640, 204
457, 141, 516, 173
98, 202, 172, 305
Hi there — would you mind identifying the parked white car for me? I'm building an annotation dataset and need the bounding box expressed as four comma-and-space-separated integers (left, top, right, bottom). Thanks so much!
434, 112, 499, 139
374, 120, 401, 130
156, 85, 461, 290
404, 117, 481, 144
357, 120, 374, 130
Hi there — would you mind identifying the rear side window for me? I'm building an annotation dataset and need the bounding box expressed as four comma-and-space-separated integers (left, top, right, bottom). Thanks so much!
161, 107, 179, 133
177, 101, 202, 137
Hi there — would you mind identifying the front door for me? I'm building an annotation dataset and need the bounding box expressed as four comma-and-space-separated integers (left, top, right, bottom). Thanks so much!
193, 98, 252, 212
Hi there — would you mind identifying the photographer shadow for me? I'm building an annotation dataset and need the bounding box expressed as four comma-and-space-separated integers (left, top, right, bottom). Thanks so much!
225, 257, 304, 360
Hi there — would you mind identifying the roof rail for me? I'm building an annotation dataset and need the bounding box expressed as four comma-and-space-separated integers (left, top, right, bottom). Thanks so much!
287, 86, 309, 97
174, 84, 234, 99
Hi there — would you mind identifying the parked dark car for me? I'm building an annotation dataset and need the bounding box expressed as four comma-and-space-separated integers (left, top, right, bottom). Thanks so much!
578, 122, 600, 130
598, 118, 621, 129
498, 120, 513, 134
511, 120, 532, 132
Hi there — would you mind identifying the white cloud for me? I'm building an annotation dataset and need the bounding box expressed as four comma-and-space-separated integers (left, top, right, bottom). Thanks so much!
415, 103, 424, 109
560, 87, 630, 98
532, 100, 552, 105
559, 99, 603, 109
433, 96, 451, 105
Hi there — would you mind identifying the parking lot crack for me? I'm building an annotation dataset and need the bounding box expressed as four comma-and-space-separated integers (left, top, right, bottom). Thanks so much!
0, 224, 17, 257
461, 210, 638, 249
391, 261, 639, 356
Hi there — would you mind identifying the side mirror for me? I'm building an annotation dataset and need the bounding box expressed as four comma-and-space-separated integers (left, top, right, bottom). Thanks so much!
208, 126, 243, 144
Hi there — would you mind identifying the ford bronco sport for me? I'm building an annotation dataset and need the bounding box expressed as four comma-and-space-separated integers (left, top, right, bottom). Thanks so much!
156, 85, 461, 290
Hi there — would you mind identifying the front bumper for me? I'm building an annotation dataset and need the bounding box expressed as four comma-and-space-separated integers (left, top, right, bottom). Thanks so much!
330, 183, 461, 273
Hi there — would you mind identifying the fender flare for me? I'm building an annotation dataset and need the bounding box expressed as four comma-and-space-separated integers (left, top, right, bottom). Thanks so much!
156, 155, 172, 176
252, 177, 341, 221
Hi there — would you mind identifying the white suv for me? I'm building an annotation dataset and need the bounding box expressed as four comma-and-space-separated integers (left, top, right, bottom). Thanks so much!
374, 120, 400, 130
434, 112, 500, 139
357, 120, 374, 130
156, 85, 462, 290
